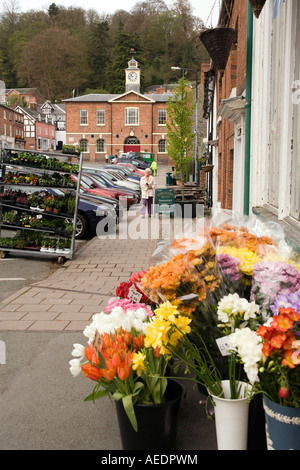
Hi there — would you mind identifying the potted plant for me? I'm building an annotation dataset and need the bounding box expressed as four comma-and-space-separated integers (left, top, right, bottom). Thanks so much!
63, 238, 71, 254
2, 210, 19, 225
70, 300, 186, 450
166, 75, 200, 217
47, 238, 57, 252
53, 197, 63, 214
40, 239, 49, 252
56, 238, 66, 253
44, 196, 56, 212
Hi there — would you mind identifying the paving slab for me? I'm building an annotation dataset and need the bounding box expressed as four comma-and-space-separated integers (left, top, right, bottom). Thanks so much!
0, 166, 219, 451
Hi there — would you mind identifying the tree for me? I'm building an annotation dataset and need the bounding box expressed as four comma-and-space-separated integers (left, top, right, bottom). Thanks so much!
87, 20, 111, 90
105, 29, 143, 94
17, 28, 89, 100
166, 75, 195, 200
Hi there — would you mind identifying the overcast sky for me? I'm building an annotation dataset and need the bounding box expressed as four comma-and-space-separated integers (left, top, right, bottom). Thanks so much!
1, 0, 220, 26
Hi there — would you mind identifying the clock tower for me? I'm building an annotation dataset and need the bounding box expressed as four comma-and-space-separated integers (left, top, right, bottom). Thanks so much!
125, 57, 140, 93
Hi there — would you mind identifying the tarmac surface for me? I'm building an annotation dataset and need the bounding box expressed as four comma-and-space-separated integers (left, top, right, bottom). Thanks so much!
0, 165, 218, 451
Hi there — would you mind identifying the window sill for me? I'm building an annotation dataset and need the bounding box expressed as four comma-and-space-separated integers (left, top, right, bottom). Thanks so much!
252, 205, 300, 255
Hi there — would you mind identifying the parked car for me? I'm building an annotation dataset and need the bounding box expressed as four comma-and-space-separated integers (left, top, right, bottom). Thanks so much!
0, 186, 117, 239
82, 166, 141, 195
115, 162, 146, 176
81, 190, 123, 221
70, 173, 138, 209
104, 164, 142, 182
82, 172, 140, 205
116, 156, 151, 169
48, 189, 117, 238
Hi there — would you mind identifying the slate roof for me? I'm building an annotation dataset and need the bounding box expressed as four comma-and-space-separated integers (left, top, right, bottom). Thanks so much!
63, 91, 171, 103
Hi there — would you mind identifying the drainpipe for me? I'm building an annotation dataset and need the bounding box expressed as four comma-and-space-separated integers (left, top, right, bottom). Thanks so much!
244, 1, 253, 215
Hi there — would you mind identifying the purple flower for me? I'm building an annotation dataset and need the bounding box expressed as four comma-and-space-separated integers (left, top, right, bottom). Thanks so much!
270, 291, 300, 315
217, 253, 242, 282
251, 261, 300, 309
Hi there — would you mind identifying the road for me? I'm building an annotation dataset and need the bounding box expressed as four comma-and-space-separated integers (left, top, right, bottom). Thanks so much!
0, 251, 59, 304
0, 233, 89, 305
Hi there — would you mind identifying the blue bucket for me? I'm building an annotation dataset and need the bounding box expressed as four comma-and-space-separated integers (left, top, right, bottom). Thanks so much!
263, 396, 300, 450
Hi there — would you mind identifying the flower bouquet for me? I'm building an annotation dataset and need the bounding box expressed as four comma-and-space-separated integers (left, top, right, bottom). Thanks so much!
140, 248, 219, 316
226, 291, 300, 450
70, 299, 189, 432
115, 270, 153, 306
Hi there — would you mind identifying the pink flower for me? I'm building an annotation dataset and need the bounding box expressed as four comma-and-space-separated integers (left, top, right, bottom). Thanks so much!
104, 297, 153, 317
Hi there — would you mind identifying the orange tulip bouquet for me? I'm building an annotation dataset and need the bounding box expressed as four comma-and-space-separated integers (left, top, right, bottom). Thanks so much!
70, 298, 191, 431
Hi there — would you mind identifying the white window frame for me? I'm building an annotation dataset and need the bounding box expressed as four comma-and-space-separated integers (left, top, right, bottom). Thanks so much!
158, 109, 166, 125
80, 138, 89, 152
96, 138, 106, 153
158, 139, 167, 153
97, 109, 105, 125
80, 109, 88, 125
125, 107, 139, 125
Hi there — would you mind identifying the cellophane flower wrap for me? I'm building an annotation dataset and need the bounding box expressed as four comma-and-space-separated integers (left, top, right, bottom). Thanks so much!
70, 298, 191, 431
138, 211, 300, 403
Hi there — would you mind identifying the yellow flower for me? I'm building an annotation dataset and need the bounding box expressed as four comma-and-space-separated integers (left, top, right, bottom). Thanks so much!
145, 302, 192, 355
144, 318, 170, 353
173, 315, 192, 335
217, 246, 261, 276
132, 351, 146, 376
154, 301, 179, 322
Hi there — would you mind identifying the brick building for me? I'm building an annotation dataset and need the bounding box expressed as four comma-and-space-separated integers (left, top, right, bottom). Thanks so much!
15, 106, 56, 151
6, 88, 41, 109
0, 103, 25, 149
202, 0, 248, 212
64, 58, 172, 163
202, 0, 299, 251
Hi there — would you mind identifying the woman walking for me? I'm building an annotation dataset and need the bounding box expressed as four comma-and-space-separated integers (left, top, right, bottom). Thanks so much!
140, 168, 156, 217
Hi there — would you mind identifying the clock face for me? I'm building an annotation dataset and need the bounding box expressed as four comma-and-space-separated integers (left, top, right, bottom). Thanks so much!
128, 71, 138, 82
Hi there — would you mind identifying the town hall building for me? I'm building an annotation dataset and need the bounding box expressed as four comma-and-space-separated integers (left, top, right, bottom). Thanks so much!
63, 58, 172, 163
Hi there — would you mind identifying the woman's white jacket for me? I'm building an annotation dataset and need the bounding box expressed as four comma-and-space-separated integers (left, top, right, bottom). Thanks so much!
140, 175, 156, 199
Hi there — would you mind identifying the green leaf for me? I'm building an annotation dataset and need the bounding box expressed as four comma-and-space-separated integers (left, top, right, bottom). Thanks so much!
84, 389, 109, 401
132, 381, 145, 397
122, 394, 138, 432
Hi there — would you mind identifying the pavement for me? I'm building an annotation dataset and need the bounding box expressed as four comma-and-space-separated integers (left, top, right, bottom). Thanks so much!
0, 165, 218, 451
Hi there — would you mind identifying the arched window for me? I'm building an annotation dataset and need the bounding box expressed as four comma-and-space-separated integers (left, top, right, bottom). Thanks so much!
124, 136, 140, 145
79, 138, 89, 152
158, 139, 166, 153
96, 138, 106, 153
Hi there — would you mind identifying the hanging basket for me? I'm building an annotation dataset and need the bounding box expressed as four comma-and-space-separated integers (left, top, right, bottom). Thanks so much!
199, 28, 237, 71
249, 0, 267, 18
201, 164, 214, 172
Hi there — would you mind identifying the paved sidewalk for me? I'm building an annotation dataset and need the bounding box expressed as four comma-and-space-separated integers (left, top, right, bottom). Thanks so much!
0, 164, 218, 451
0, 165, 172, 331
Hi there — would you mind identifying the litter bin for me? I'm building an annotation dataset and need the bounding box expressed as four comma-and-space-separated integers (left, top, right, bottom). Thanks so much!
166, 172, 172, 186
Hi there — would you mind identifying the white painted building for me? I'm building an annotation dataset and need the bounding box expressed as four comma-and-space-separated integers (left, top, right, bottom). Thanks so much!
250, 0, 300, 249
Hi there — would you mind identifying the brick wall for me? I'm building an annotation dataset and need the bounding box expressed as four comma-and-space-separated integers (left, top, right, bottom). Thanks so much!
65, 97, 170, 164
216, 0, 247, 209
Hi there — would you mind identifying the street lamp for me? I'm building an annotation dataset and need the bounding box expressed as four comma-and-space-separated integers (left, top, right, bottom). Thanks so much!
171, 66, 199, 185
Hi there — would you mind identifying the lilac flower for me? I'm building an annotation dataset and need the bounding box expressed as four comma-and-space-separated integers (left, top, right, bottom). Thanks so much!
270, 291, 300, 315
217, 253, 242, 282
251, 261, 300, 313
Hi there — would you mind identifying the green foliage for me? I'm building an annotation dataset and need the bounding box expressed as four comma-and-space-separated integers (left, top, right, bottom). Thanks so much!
166, 75, 195, 200
0, 1, 208, 99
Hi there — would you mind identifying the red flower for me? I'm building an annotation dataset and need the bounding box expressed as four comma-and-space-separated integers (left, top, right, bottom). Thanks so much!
278, 386, 290, 400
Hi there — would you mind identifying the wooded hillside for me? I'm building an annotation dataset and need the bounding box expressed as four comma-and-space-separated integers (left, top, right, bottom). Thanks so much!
0, 0, 209, 101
